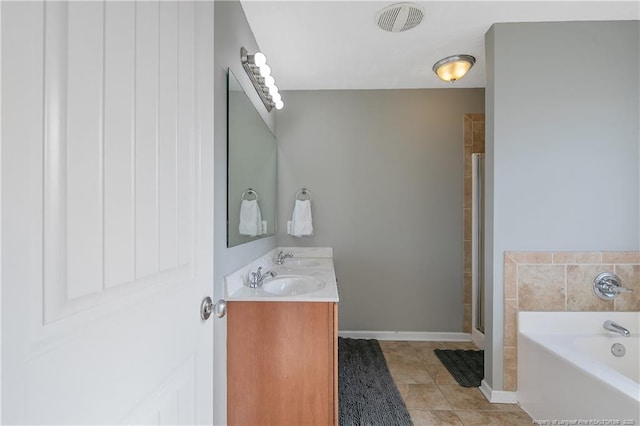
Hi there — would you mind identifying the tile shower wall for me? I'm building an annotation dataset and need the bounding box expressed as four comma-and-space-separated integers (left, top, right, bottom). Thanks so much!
502, 251, 640, 391
462, 113, 485, 332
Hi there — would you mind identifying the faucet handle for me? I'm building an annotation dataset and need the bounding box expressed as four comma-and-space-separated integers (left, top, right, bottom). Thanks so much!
275, 251, 293, 265
249, 267, 263, 287
593, 272, 631, 300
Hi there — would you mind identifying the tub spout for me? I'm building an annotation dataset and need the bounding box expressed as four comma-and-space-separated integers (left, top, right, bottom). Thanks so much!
603, 320, 630, 337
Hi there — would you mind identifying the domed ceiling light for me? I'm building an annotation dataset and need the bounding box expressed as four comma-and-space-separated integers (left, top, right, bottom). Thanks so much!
433, 54, 476, 82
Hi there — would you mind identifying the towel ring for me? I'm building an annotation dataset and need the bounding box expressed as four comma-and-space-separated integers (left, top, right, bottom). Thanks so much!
295, 188, 312, 201
241, 188, 258, 201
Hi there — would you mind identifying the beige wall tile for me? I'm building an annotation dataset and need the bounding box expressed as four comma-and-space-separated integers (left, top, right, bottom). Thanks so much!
472, 138, 485, 154
504, 299, 518, 346
463, 303, 471, 333
503, 346, 517, 391
504, 254, 517, 299
553, 252, 602, 264
464, 116, 472, 147
464, 208, 471, 241
518, 264, 565, 311
464, 273, 472, 304
567, 265, 614, 311
463, 176, 471, 209
472, 121, 485, 153
464, 146, 472, 177
603, 252, 640, 264
467, 113, 485, 121
464, 240, 472, 274
614, 264, 640, 311
509, 252, 553, 264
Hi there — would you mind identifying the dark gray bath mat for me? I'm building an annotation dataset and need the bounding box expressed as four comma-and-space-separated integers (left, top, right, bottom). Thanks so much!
339, 337, 413, 426
434, 349, 484, 387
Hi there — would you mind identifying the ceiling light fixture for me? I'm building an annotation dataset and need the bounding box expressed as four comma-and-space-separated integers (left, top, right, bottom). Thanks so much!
432, 54, 476, 83
240, 47, 284, 111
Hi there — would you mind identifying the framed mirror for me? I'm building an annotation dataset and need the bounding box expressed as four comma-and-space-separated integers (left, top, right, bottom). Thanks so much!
227, 69, 277, 247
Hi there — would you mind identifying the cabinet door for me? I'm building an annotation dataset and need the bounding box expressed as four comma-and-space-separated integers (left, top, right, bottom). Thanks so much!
228, 302, 335, 425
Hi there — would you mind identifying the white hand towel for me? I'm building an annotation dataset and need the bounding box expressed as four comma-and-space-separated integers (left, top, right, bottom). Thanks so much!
239, 199, 262, 237
290, 199, 313, 237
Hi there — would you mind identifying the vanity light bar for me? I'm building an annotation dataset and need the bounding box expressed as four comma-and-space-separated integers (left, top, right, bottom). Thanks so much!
240, 47, 284, 112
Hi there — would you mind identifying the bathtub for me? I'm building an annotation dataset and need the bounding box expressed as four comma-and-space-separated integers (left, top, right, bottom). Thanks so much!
518, 312, 639, 424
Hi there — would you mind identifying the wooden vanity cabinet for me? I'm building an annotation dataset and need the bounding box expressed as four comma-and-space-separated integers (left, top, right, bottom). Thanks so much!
227, 301, 338, 426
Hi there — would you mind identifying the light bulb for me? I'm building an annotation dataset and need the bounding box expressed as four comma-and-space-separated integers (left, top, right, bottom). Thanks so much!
253, 52, 267, 67
259, 64, 271, 78
274, 99, 284, 110
264, 75, 275, 88
268, 85, 278, 97
271, 92, 282, 103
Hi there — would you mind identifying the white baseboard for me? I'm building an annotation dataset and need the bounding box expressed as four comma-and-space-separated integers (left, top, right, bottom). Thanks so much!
479, 380, 518, 404
338, 330, 471, 342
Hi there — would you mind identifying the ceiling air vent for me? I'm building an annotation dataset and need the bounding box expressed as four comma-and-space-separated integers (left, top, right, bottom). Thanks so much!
375, 2, 424, 33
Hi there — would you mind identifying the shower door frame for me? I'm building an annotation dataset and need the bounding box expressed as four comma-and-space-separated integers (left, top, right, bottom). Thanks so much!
471, 153, 485, 349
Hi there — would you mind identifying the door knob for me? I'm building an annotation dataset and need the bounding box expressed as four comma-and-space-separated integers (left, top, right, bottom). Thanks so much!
201, 297, 227, 320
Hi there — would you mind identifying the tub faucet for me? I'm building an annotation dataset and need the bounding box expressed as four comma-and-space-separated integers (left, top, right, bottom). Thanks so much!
275, 251, 294, 265
603, 320, 630, 337
593, 272, 632, 300
248, 267, 276, 288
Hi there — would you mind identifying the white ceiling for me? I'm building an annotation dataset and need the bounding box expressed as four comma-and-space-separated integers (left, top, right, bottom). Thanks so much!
240, 1, 639, 90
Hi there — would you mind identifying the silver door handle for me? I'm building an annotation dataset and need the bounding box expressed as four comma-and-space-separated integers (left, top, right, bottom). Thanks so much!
200, 297, 227, 320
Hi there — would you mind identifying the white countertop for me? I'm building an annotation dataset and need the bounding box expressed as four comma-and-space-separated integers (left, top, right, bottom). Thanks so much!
224, 247, 339, 303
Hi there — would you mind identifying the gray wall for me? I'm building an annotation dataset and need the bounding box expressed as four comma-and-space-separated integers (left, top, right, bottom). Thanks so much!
213, 1, 277, 422
485, 20, 640, 390
277, 89, 485, 332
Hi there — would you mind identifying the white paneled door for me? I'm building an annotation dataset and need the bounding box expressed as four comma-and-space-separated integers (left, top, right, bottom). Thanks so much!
1, 1, 216, 424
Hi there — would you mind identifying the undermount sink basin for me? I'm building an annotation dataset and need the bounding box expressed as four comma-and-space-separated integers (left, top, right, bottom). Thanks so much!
281, 258, 323, 269
262, 275, 326, 296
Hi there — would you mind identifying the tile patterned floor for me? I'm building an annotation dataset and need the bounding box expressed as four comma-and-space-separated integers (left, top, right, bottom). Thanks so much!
380, 341, 533, 426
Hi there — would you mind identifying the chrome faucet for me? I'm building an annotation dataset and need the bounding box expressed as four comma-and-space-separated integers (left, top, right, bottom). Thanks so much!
275, 251, 294, 265
603, 320, 630, 337
593, 272, 633, 300
248, 267, 276, 288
